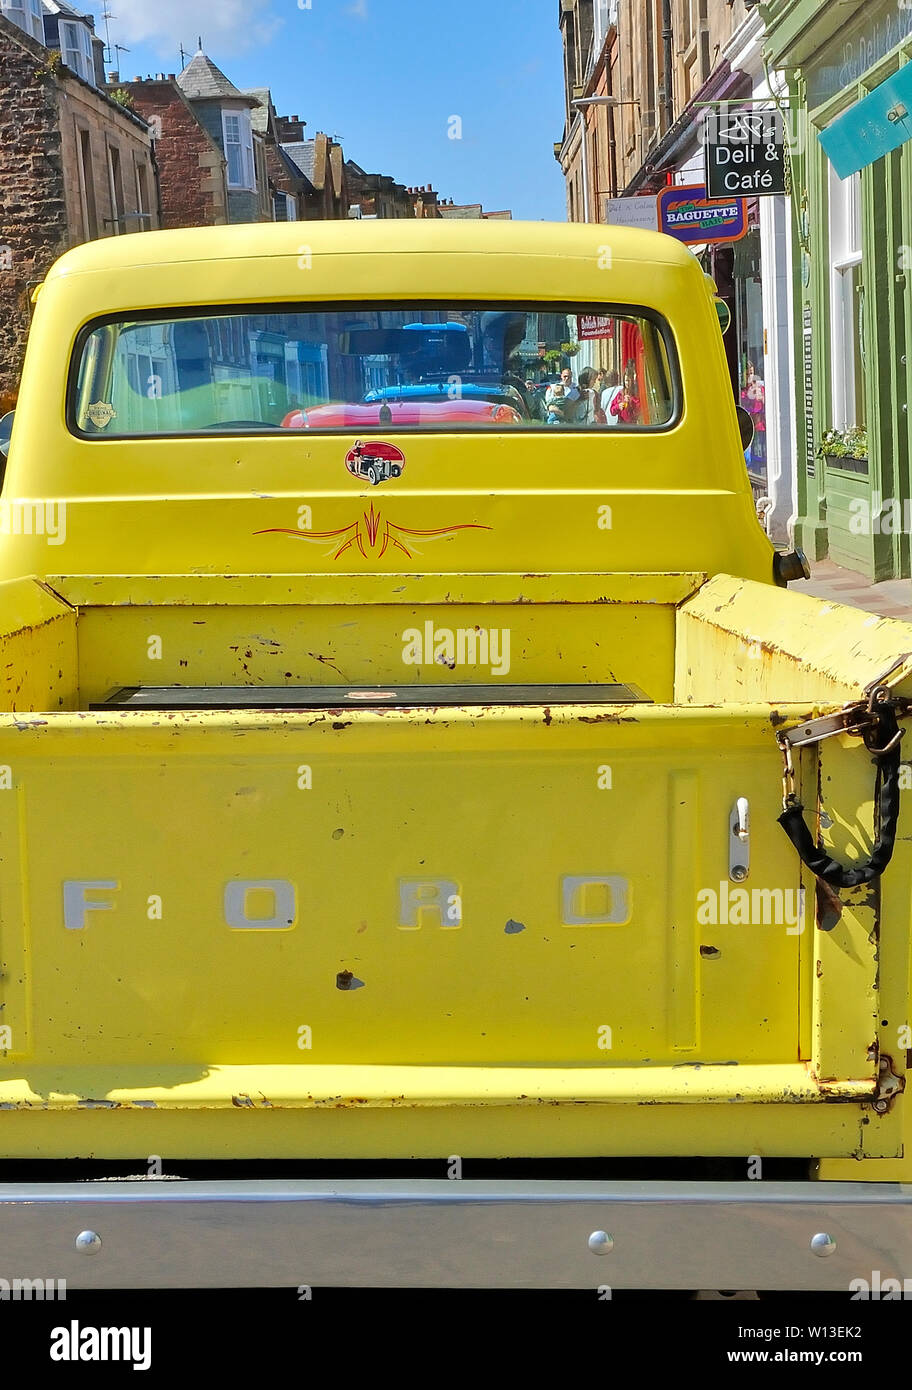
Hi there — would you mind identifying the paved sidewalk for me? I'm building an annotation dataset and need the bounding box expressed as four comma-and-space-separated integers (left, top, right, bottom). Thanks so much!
789, 559, 912, 621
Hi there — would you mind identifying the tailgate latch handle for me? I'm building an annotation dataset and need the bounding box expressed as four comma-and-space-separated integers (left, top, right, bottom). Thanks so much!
776, 688, 907, 889
729, 797, 750, 882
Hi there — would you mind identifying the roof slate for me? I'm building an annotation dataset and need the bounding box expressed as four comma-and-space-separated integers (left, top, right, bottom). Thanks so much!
281, 141, 317, 182
177, 51, 258, 105
243, 88, 273, 134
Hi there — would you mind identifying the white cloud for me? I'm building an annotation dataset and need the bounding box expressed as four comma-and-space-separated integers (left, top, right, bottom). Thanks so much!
108, 0, 282, 59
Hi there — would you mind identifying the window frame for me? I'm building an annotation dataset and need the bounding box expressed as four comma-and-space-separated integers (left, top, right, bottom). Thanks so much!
2, 0, 44, 41
106, 140, 125, 234
828, 164, 865, 434
75, 123, 98, 240
273, 191, 297, 222
59, 18, 95, 85
66, 299, 684, 442
222, 108, 255, 191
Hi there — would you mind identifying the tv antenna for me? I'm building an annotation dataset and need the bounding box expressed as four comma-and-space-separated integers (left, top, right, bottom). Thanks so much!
100, 8, 116, 64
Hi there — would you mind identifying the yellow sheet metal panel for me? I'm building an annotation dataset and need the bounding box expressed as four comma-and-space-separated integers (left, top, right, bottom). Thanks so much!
0, 1062, 876, 1108
0, 781, 32, 1059
72, 601, 677, 704
1, 705, 806, 1072
676, 573, 912, 704
0, 1100, 877, 1162
48, 572, 707, 609
0, 578, 77, 712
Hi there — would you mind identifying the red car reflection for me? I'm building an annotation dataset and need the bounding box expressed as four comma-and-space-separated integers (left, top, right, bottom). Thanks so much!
281, 400, 522, 429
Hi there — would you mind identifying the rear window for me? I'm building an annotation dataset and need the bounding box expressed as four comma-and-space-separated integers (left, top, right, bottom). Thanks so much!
71, 303, 680, 438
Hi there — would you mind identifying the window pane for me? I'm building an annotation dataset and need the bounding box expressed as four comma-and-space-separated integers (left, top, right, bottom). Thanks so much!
226, 144, 244, 186
834, 263, 866, 430
73, 305, 679, 438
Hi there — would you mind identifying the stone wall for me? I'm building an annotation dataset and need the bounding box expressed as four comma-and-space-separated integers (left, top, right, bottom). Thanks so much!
0, 20, 67, 402
57, 81, 158, 238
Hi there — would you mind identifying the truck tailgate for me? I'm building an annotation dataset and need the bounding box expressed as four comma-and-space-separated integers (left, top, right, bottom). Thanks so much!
0, 696, 894, 1157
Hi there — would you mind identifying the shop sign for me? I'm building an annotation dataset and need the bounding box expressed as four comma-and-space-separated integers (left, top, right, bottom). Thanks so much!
705, 111, 787, 197
656, 185, 748, 246
808, 7, 912, 110
819, 59, 912, 179
604, 196, 659, 232
577, 315, 615, 341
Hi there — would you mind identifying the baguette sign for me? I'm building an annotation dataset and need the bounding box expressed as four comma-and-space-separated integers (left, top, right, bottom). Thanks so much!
657, 184, 748, 246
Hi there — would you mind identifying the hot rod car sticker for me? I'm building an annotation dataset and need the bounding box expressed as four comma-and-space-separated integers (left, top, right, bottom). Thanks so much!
344, 439, 405, 487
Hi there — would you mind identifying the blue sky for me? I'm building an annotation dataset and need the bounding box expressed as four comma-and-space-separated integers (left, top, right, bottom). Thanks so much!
103, 0, 569, 221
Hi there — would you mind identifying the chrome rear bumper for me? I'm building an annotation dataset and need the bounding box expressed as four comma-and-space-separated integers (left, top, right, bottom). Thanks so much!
0, 1179, 909, 1290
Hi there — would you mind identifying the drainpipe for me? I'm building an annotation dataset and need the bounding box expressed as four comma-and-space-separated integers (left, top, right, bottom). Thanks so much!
579, 113, 590, 223
661, 0, 674, 134
607, 45, 618, 197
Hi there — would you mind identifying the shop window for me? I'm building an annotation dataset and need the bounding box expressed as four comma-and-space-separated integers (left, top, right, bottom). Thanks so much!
734, 231, 767, 486
828, 164, 866, 433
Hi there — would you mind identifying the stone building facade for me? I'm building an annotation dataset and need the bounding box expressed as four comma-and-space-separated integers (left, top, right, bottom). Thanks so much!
0, 11, 157, 401
119, 51, 270, 229
554, 1, 796, 544
556, 1, 757, 217
279, 123, 350, 220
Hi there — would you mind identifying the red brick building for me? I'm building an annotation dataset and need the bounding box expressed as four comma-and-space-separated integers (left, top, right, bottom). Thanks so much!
110, 73, 228, 229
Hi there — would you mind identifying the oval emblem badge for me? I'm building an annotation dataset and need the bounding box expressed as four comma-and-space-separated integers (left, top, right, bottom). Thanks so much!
344, 439, 405, 487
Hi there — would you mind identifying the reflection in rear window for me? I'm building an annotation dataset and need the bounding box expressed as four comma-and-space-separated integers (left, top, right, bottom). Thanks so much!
72, 304, 678, 437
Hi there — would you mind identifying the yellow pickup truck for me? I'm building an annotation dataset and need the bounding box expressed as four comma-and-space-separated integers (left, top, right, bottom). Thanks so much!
0, 219, 909, 1294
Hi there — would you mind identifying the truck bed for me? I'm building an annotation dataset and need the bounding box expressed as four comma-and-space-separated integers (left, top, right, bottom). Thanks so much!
0, 569, 908, 1166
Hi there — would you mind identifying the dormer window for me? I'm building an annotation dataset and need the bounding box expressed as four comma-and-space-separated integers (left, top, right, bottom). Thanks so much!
59, 17, 94, 84
223, 109, 255, 190
1, 0, 45, 42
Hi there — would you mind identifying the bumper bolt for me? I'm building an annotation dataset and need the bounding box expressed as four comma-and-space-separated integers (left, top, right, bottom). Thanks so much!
588, 1230, 614, 1255
810, 1232, 836, 1258
75, 1230, 102, 1254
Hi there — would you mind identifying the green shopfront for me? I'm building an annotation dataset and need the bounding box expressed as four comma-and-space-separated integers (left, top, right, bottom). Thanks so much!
764, 0, 912, 580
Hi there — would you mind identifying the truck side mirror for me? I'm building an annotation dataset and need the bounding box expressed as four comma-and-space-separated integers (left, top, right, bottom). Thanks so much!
0, 410, 13, 460
0, 411, 13, 489
736, 405, 754, 453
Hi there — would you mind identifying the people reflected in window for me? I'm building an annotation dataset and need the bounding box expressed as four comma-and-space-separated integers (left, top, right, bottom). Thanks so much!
611, 360, 641, 425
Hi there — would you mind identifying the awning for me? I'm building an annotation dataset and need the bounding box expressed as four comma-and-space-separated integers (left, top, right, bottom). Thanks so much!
819, 59, 912, 179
